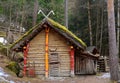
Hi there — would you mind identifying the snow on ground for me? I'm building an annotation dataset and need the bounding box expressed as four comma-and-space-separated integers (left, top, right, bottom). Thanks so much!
0, 67, 15, 83
0, 37, 7, 44
0, 37, 4, 43
98, 73, 110, 79
0, 67, 9, 77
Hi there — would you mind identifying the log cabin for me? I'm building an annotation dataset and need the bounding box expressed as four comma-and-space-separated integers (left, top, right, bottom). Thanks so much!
10, 18, 99, 78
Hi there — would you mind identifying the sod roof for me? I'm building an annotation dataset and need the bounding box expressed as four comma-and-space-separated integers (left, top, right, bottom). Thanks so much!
11, 18, 87, 50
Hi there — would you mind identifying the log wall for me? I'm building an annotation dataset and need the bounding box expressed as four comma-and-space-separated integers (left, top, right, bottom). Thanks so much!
27, 30, 45, 77
49, 29, 70, 77
75, 54, 96, 75
27, 28, 70, 77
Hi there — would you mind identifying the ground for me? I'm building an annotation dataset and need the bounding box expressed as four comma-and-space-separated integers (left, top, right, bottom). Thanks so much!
0, 54, 111, 83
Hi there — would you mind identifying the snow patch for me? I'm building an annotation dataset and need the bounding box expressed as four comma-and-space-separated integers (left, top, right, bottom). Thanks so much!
0, 67, 15, 83
98, 73, 110, 78
9, 80, 15, 83
0, 37, 7, 44
0, 76, 9, 83
0, 67, 9, 77
47, 77, 65, 81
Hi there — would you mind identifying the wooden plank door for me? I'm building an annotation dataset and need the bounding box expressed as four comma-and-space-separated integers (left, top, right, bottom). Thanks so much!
49, 52, 60, 76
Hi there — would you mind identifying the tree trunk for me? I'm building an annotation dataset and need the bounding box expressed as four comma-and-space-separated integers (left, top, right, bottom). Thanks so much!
88, 0, 93, 46
117, 0, 120, 54
7, 0, 12, 42
64, 0, 68, 28
100, 2, 104, 55
107, 0, 120, 81
32, 0, 38, 26
20, 0, 25, 34
95, 7, 99, 47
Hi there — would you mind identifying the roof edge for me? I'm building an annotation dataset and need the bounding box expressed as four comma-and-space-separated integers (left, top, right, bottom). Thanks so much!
48, 18, 87, 48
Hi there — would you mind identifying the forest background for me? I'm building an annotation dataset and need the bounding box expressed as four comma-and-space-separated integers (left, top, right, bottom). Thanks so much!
0, 0, 119, 57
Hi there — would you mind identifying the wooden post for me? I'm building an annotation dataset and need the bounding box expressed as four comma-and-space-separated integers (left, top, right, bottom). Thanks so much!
23, 43, 29, 76
70, 46, 75, 77
45, 27, 49, 78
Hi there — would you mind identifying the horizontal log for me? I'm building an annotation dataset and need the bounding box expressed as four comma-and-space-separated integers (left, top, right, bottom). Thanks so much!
35, 70, 45, 72
49, 46, 70, 51
30, 41, 45, 45
28, 54, 45, 57
60, 69, 70, 72
28, 50, 45, 53
59, 53, 69, 55
29, 47, 45, 51
27, 60, 44, 63
49, 45, 68, 47
28, 55, 45, 58
49, 43, 67, 46
29, 43, 45, 47
27, 61, 45, 64
59, 73, 70, 77
27, 62, 45, 66
60, 68, 70, 71
29, 43, 45, 46
27, 56, 44, 59
30, 36, 45, 42
27, 57, 44, 59
28, 52, 45, 54
35, 71, 45, 75
34, 68, 45, 71
31, 37, 45, 41
50, 51, 69, 53
33, 35, 45, 39
60, 59, 70, 62
34, 64, 45, 67
59, 72, 70, 76
60, 66, 70, 69
60, 55, 70, 58
28, 51, 69, 54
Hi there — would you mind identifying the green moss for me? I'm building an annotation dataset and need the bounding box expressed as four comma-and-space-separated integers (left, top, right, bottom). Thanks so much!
16, 52, 23, 58
48, 18, 87, 47
0, 43, 7, 55
10, 22, 42, 48
6, 61, 20, 75
15, 52, 24, 62
0, 31, 6, 37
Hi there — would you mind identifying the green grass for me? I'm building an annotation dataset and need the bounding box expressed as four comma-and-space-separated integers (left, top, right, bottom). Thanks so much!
0, 31, 6, 37
0, 42, 7, 55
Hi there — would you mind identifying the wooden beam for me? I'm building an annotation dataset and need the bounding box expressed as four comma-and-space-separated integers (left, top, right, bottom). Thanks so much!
45, 27, 50, 78
70, 46, 75, 77
23, 43, 29, 76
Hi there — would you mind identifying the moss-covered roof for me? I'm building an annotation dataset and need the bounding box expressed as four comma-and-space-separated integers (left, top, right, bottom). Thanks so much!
48, 18, 86, 47
11, 18, 87, 50
10, 22, 42, 48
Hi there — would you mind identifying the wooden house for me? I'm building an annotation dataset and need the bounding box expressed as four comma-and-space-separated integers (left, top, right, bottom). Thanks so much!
11, 18, 99, 78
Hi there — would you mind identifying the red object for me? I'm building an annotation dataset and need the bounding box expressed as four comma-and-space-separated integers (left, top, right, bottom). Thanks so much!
24, 57, 27, 64
28, 67, 35, 77
23, 43, 29, 76
23, 65, 26, 75
70, 47, 75, 77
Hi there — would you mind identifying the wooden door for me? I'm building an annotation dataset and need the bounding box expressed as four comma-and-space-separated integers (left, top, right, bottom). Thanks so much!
49, 52, 60, 76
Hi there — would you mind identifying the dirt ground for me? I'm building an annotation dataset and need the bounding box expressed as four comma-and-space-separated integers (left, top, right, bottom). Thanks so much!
0, 55, 111, 83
